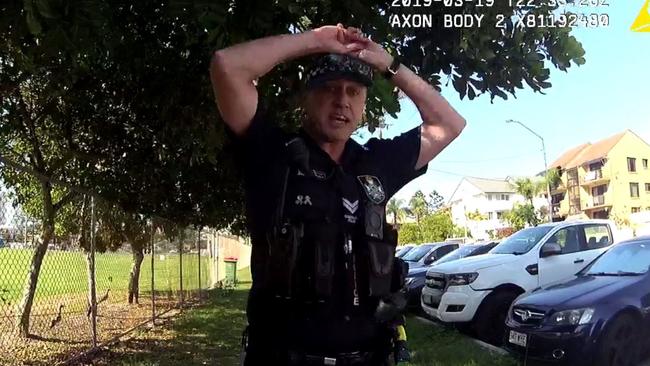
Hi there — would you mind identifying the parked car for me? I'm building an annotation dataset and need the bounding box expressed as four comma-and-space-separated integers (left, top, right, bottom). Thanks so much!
421, 220, 618, 345
505, 236, 650, 366
403, 242, 459, 308
396, 244, 416, 258
432, 242, 499, 267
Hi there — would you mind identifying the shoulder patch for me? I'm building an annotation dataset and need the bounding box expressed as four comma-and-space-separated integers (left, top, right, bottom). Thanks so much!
357, 175, 386, 204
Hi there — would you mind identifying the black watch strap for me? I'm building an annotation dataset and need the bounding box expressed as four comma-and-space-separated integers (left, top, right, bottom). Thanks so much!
382, 57, 401, 79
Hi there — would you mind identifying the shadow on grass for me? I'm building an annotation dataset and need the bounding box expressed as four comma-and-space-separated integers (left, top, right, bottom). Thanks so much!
90, 287, 250, 366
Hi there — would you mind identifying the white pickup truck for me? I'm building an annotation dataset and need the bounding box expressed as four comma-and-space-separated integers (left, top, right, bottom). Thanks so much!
421, 219, 620, 345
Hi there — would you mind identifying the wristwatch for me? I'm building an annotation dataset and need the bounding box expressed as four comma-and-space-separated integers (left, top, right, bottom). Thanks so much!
382, 57, 401, 79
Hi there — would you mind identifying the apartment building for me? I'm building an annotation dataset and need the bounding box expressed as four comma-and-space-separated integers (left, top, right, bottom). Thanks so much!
448, 177, 546, 240
549, 130, 650, 221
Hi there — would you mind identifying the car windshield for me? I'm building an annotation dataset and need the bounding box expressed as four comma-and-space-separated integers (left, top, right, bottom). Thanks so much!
583, 241, 650, 276
470, 243, 497, 256
491, 226, 554, 255
435, 245, 480, 265
402, 245, 433, 262
396, 246, 413, 258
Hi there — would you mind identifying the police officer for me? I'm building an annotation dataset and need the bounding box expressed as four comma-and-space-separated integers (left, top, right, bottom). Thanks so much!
210, 24, 466, 366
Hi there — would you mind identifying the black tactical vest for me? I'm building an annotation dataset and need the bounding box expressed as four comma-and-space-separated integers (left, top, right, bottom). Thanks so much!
264, 134, 400, 322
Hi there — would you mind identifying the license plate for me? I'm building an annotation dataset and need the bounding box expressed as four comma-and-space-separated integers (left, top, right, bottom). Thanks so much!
509, 330, 527, 347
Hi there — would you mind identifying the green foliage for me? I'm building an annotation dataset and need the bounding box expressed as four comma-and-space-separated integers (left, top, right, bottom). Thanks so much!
409, 190, 430, 224
398, 209, 459, 244
1, 0, 587, 232
504, 203, 540, 231
466, 209, 487, 221
546, 168, 562, 189
386, 198, 406, 226
510, 177, 545, 205
398, 222, 421, 245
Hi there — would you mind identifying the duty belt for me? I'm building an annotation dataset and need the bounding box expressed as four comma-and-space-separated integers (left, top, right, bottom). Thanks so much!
287, 350, 375, 366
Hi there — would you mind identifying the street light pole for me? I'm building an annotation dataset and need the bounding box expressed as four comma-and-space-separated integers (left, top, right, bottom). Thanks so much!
506, 119, 553, 223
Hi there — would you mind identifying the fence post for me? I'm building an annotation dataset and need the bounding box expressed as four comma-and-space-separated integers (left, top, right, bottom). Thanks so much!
179, 234, 183, 308
89, 197, 98, 348
150, 222, 156, 327
197, 227, 202, 299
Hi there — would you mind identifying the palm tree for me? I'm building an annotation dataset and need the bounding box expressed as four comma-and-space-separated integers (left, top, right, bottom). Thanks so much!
387, 198, 406, 226
511, 178, 545, 206
409, 190, 429, 225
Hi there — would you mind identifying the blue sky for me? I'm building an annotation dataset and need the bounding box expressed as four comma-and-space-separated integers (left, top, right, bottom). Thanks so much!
355, 0, 650, 203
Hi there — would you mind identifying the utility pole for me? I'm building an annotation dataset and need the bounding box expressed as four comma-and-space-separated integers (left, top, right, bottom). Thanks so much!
506, 119, 553, 223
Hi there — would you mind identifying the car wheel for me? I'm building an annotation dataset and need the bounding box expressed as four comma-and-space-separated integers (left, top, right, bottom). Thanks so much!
595, 314, 641, 366
473, 290, 519, 346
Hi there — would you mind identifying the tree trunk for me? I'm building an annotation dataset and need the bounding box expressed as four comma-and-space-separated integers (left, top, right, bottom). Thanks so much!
16, 182, 55, 337
128, 248, 144, 304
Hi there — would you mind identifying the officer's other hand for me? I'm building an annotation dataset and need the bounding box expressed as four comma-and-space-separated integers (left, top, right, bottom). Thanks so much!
345, 28, 393, 72
312, 24, 365, 54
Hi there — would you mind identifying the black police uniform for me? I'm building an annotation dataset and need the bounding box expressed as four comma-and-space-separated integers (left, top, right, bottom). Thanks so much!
233, 99, 427, 365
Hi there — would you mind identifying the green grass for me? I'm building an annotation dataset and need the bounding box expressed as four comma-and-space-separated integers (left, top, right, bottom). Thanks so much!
405, 318, 516, 366
95, 267, 252, 366
94, 267, 516, 366
0, 248, 210, 303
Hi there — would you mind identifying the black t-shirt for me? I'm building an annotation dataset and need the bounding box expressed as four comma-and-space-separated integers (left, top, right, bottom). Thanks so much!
233, 103, 427, 352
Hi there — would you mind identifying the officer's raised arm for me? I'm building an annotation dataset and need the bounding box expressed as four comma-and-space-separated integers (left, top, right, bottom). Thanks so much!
346, 28, 467, 169
209, 25, 365, 136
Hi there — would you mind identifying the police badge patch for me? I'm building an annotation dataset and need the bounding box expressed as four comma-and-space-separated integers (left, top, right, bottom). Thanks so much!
357, 175, 386, 204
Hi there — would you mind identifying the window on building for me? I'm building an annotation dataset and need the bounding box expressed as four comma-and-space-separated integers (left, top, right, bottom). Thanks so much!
646, 183, 650, 192
644, 159, 648, 169
496, 211, 506, 220
628, 157, 637, 172
487, 194, 492, 201
630, 183, 640, 198
632, 207, 641, 214
589, 161, 603, 171
487, 212, 494, 220
592, 185, 607, 196
500, 194, 510, 201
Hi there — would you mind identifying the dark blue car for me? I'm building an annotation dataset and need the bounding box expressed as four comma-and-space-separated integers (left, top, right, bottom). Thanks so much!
505, 236, 650, 366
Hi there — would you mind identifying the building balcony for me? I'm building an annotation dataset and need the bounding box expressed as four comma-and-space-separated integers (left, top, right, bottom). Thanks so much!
581, 169, 610, 187
582, 194, 612, 211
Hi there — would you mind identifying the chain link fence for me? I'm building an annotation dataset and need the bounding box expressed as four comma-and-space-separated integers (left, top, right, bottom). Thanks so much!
0, 189, 242, 365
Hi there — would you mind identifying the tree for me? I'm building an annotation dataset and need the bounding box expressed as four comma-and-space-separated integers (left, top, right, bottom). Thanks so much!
504, 203, 540, 231
507, 177, 549, 230
0, 0, 587, 336
510, 177, 545, 206
397, 223, 421, 245
409, 190, 429, 225
545, 168, 562, 190
0, 134, 78, 336
397, 209, 460, 244
419, 210, 457, 242
1, 1, 588, 224
386, 198, 406, 226
466, 209, 487, 221
427, 190, 445, 212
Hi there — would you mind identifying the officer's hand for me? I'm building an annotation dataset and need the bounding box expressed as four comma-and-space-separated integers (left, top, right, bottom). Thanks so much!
345, 28, 394, 72
312, 24, 366, 54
